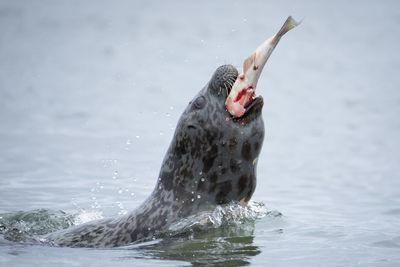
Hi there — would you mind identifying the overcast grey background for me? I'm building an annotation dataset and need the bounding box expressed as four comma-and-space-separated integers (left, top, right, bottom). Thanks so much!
1, 0, 399, 266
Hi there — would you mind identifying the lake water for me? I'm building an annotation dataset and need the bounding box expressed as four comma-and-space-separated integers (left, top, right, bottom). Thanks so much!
1, 0, 400, 266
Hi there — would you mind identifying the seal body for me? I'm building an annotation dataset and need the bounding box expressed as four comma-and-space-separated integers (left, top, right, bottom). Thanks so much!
44, 65, 265, 247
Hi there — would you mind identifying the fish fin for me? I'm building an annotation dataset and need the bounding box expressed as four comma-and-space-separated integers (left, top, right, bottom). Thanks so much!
276, 16, 300, 38
243, 53, 256, 74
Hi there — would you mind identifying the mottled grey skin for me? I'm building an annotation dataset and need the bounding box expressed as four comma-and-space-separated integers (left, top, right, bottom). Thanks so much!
44, 65, 265, 247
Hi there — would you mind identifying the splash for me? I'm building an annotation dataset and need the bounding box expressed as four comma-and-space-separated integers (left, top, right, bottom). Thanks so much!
167, 201, 280, 238
73, 210, 104, 225
129, 202, 282, 266
0, 209, 75, 243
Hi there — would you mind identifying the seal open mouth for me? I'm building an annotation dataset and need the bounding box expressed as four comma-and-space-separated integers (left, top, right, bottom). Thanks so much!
225, 16, 299, 118
231, 94, 264, 122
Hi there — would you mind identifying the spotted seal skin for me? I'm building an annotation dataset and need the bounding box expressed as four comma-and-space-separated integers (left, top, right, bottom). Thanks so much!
44, 65, 264, 247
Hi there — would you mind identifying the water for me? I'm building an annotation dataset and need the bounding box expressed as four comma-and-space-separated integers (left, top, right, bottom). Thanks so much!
1, 0, 399, 266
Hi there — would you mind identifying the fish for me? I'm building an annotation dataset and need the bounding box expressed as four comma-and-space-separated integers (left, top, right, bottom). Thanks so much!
225, 16, 300, 118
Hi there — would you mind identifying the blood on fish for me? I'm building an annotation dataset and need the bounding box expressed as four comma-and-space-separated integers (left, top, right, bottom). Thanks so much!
234, 89, 248, 102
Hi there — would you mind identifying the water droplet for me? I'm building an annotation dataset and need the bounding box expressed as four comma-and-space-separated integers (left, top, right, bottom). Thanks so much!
135, 135, 140, 139
100, 185, 104, 189
191, 191, 194, 194
126, 139, 131, 145
170, 106, 174, 110
130, 192, 135, 196
199, 171, 203, 175
118, 188, 123, 194
197, 194, 201, 199
191, 198, 194, 202
201, 178, 205, 182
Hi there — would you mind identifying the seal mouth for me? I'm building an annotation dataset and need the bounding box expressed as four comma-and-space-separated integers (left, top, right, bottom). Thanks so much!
231, 95, 263, 122
223, 69, 263, 122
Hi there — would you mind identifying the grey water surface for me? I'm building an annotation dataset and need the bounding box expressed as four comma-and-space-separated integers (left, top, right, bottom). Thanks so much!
1, 0, 400, 266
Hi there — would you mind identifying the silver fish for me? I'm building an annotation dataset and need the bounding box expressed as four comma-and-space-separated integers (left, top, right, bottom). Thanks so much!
225, 16, 300, 117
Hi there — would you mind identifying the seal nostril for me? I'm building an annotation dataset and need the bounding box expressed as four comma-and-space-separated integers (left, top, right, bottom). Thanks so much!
187, 125, 197, 130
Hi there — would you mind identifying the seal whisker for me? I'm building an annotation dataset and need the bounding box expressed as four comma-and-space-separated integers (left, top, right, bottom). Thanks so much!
223, 83, 229, 96
227, 77, 235, 86
218, 86, 223, 95
226, 81, 234, 90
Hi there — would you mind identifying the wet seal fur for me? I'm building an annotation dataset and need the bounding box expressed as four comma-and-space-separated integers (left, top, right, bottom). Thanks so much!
44, 65, 265, 247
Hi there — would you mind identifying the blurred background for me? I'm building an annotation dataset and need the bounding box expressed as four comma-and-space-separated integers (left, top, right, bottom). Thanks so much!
0, 0, 399, 266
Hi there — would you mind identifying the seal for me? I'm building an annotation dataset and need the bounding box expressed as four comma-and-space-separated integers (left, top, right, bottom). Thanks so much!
44, 64, 265, 247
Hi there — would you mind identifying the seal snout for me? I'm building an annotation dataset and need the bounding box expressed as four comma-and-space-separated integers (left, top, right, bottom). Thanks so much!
209, 65, 238, 97
207, 64, 264, 123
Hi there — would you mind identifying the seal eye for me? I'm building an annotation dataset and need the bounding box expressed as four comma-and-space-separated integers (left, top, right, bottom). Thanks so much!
193, 96, 206, 109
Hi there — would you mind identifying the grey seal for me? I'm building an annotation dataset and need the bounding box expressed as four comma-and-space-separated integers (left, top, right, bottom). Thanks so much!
44, 64, 264, 247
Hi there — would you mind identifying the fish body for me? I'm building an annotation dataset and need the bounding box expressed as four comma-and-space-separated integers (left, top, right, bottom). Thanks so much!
225, 16, 300, 117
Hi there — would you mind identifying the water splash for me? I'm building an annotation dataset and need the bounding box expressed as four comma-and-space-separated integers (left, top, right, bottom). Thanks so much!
0, 209, 75, 242
167, 201, 279, 237
73, 210, 104, 225
0, 208, 105, 243
129, 202, 280, 266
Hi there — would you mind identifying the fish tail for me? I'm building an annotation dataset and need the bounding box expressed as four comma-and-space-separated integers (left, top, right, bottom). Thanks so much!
276, 16, 300, 38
